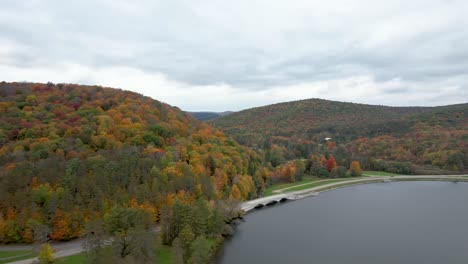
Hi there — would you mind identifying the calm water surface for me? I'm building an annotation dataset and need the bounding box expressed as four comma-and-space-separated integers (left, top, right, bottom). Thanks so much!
216, 181, 468, 264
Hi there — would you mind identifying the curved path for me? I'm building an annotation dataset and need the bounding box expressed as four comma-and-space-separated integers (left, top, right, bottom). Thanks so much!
241, 174, 468, 212
0, 241, 83, 264
2, 175, 467, 263
1, 227, 160, 264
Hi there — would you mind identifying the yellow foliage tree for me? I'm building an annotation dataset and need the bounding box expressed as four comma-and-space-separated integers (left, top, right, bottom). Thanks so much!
230, 185, 241, 200
38, 243, 54, 264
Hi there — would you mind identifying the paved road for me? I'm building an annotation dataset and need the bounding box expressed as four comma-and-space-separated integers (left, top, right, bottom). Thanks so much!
273, 174, 468, 194
242, 174, 468, 212
0, 237, 84, 253
3, 175, 467, 263
2, 227, 160, 264
288, 174, 468, 196
1, 239, 85, 264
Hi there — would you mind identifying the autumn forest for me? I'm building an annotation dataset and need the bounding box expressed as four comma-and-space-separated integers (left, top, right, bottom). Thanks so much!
0, 82, 466, 263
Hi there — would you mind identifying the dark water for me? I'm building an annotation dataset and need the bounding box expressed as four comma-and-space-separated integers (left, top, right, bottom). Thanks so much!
216, 181, 468, 264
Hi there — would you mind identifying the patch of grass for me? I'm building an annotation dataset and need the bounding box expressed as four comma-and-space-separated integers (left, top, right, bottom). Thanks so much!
155, 237, 216, 264
56, 253, 87, 264
155, 245, 173, 264
362, 171, 401, 176
264, 177, 319, 196
56, 244, 180, 264
0, 250, 34, 264
56, 237, 219, 264
0, 251, 31, 258
57, 248, 172, 264
206, 238, 216, 248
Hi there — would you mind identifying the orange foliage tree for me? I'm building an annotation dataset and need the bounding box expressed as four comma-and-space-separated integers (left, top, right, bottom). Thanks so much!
229, 185, 241, 200
349, 161, 363, 176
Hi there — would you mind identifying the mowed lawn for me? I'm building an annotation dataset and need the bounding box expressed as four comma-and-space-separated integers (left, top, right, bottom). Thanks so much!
57, 237, 217, 264
57, 248, 171, 264
57, 247, 170, 264
55, 253, 87, 264
264, 177, 320, 196
0, 250, 35, 264
263, 172, 397, 196
362, 171, 401, 176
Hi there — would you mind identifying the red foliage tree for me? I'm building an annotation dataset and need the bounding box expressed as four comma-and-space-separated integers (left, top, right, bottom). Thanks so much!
326, 156, 337, 172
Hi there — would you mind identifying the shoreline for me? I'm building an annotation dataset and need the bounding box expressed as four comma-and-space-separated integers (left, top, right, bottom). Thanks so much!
241, 175, 468, 213
3, 175, 468, 263
216, 175, 468, 263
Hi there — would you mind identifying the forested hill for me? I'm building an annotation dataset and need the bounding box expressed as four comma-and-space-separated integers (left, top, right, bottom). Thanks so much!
0, 82, 264, 243
189, 111, 233, 121
211, 99, 467, 144
211, 99, 468, 173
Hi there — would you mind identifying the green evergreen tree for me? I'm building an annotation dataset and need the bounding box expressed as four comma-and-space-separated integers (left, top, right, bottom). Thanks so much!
192, 199, 209, 237
178, 225, 195, 261
191, 236, 211, 264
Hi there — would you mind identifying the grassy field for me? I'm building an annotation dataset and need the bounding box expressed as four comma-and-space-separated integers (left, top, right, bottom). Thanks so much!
56, 237, 217, 264
56, 249, 168, 264
56, 253, 87, 264
155, 245, 173, 264
152, 238, 215, 264
263, 174, 389, 196
362, 171, 401, 176
56, 246, 174, 264
264, 177, 319, 196
257, 170, 403, 197
0, 250, 34, 264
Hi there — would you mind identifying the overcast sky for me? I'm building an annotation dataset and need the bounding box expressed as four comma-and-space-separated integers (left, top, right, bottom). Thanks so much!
1, 0, 467, 111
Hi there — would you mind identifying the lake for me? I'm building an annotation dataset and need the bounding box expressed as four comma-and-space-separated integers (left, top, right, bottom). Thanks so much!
216, 181, 468, 264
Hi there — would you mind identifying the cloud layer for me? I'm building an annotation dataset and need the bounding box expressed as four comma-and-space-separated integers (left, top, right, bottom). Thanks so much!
1, 0, 467, 110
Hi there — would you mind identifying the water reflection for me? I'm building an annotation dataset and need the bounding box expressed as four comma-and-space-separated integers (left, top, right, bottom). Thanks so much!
217, 181, 468, 264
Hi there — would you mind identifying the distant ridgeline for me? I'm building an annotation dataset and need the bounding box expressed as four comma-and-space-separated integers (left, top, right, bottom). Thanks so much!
189, 111, 233, 121
0, 82, 466, 244
0, 82, 264, 243
211, 99, 468, 174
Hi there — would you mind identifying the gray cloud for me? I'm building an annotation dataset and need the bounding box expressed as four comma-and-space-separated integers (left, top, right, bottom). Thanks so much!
0, 0, 467, 110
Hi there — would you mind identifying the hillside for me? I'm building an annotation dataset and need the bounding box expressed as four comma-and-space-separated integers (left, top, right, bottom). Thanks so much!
0, 82, 264, 243
211, 99, 468, 173
189, 111, 233, 121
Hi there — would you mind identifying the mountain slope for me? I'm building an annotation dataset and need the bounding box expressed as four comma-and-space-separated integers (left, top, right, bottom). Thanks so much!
0, 82, 263, 243
211, 98, 468, 173
189, 111, 233, 121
